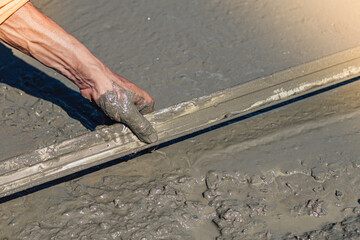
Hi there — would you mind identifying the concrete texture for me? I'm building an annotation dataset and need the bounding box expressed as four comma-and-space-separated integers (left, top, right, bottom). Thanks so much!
2, 0, 360, 159
1, 73, 360, 239
1, 0, 360, 239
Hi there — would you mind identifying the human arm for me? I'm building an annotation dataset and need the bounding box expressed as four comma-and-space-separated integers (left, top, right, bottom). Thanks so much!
0, 2, 158, 143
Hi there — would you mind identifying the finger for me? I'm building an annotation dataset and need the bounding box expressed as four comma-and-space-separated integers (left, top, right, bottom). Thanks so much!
132, 94, 155, 115
137, 102, 154, 115
120, 103, 158, 144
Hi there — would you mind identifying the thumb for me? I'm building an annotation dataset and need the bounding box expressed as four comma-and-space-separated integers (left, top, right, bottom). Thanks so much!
121, 103, 158, 143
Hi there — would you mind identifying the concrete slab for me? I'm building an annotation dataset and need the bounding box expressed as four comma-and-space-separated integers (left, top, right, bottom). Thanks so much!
1, 47, 360, 197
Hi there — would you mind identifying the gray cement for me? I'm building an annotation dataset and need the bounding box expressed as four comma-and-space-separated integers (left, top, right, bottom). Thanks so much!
2, 0, 360, 159
1, 0, 360, 239
1, 74, 360, 239
27, 0, 360, 109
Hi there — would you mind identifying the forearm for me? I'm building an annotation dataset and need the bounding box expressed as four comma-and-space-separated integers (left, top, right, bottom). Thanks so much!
0, 2, 111, 98
0, 2, 157, 143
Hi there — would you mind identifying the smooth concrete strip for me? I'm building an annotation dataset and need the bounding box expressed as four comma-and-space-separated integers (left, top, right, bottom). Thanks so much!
1, 47, 360, 197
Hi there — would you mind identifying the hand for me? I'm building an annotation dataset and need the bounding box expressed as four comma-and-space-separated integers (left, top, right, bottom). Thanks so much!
0, 2, 158, 143
91, 75, 158, 144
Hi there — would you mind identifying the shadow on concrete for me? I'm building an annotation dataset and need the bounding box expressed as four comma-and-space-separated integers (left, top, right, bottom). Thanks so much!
0, 43, 103, 130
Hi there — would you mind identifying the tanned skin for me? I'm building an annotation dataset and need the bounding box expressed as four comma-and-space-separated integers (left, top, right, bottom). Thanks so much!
0, 2, 158, 143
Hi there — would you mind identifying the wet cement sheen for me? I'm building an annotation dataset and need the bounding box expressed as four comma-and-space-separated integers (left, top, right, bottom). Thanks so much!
28, 0, 360, 109
1, 0, 360, 239
1, 74, 360, 239
2, 0, 360, 159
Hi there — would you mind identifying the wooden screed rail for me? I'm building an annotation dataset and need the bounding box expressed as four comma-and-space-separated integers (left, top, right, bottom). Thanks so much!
2, 47, 360, 198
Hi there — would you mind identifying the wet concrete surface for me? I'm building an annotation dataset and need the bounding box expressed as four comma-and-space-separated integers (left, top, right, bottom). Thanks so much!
1, 0, 360, 239
1, 76, 360, 239
2, 0, 360, 159
25, 0, 360, 109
